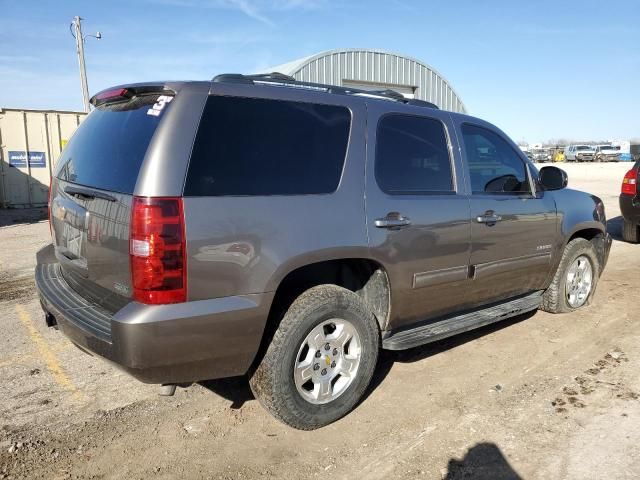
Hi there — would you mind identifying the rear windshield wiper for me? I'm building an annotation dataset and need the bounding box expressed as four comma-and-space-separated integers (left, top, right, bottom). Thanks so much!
64, 185, 117, 202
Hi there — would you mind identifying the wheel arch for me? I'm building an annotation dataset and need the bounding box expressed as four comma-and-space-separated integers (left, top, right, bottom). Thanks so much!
267, 255, 392, 330
249, 255, 391, 373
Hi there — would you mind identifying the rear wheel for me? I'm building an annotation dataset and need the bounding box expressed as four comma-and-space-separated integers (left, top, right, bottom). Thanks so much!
542, 238, 600, 313
622, 220, 640, 243
249, 285, 379, 430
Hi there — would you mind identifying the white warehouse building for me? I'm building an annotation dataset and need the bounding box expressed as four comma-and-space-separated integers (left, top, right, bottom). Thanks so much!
263, 48, 467, 113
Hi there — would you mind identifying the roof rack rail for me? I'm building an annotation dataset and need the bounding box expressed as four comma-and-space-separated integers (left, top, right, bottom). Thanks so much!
406, 98, 439, 108
364, 89, 406, 101
212, 72, 296, 84
211, 73, 439, 109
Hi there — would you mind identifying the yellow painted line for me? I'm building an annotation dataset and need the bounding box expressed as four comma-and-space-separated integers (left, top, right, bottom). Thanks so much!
15, 304, 86, 401
0, 344, 71, 369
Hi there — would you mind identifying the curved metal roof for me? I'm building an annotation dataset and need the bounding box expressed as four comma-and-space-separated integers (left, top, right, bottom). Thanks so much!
262, 48, 466, 113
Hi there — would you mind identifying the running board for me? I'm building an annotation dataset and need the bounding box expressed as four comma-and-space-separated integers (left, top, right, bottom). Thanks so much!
382, 291, 543, 351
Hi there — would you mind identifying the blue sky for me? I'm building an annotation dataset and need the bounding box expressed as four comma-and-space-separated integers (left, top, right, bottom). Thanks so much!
1, 0, 638, 143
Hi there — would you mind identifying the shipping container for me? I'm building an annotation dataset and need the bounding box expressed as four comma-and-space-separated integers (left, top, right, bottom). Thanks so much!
0, 108, 86, 208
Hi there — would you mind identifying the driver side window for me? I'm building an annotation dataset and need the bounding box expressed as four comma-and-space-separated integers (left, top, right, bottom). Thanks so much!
461, 124, 531, 194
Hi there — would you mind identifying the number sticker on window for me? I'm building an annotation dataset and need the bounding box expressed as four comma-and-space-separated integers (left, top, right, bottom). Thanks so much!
147, 95, 173, 117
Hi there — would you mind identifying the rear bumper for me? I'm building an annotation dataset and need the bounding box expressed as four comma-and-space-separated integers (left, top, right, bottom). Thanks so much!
35, 244, 272, 384
620, 194, 640, 224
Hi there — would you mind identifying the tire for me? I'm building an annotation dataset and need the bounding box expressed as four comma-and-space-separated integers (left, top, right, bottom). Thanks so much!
541, 238, 600, 314
622, 220, 640, 243
249, 285, 380, 430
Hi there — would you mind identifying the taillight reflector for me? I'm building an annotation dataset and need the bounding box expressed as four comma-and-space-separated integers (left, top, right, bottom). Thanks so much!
621, 168, 638, 196
130, 197, 186, 304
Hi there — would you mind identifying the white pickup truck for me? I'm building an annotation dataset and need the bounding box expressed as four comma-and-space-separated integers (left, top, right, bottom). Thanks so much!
565, 144, 596, 162
594, 144, 621, 162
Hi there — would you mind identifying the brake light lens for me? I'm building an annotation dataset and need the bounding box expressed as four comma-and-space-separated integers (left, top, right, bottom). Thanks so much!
130, 197, 186, 304
621, 168, 638, 196
91, 88, 132, 106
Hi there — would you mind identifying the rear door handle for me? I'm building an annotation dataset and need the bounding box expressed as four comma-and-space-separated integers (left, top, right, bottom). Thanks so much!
375, 214, 411, 228
476, 212, 502, 224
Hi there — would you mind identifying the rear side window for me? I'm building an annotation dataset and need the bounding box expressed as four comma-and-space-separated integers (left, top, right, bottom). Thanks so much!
375, 114, 454, 195
461, 124, 531, 194
184, 96, 351, 196
55, 94, 170, 194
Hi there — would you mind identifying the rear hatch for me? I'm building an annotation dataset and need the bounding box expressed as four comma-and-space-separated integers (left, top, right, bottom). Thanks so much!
50, 87, 175, 313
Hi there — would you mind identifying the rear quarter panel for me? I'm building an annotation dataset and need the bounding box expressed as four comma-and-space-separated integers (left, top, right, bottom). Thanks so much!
183, 85, 369, 300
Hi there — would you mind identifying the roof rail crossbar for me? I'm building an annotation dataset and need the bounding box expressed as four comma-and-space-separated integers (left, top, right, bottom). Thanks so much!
211, 73, 439, 109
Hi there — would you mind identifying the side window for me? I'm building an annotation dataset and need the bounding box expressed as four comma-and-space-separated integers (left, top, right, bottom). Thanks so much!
461, 124, 531, 194
184, 96, 351, 196
375, 114, 454, 195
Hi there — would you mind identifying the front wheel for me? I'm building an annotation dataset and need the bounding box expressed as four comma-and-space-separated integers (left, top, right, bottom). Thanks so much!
541, 238, 600, 313
249, 285, 380, 430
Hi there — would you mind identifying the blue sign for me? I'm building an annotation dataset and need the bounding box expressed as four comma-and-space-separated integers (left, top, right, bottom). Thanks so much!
8, 151, 46, 168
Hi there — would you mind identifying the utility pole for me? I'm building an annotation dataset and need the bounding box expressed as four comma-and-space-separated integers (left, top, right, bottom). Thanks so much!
70, 16, 101, 113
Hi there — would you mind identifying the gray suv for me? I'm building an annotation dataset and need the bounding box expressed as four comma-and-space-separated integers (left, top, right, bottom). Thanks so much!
36, 73, 612, 430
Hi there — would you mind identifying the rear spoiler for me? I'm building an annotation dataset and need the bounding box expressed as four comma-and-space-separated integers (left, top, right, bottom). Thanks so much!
90, 85, 176, 107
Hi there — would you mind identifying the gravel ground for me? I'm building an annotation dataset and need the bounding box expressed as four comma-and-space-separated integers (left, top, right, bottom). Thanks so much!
0, 162, 638, 480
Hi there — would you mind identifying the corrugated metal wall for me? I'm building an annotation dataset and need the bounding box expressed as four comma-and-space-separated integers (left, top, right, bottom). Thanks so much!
0, 108, 86, 207
290, 50, 466, 113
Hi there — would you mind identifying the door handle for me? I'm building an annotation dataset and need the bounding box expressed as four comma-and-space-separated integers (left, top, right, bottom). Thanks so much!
375, 214, 411, 229
476, 212, 502, 224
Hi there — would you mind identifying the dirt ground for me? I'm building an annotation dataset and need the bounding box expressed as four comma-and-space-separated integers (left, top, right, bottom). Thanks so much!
0, 162, 638, 480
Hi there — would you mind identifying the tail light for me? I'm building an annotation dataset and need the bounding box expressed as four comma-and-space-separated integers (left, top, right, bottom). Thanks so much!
130, 197, 186, 304
91, 88, 132, 107
621, 168, 638, 196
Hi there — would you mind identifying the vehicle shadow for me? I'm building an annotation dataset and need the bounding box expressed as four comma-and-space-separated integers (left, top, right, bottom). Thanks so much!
200, 310, 537, 410
607, 215, 623, 241
444, 442, 523, 479
199, 376, 254, 410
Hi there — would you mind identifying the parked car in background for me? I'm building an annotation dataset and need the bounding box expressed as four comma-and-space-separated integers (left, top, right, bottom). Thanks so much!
620, 160, 640, 243
531, 148, 552, 163
620, 152, 634, 162
565, 145, 596, 162
594, 144, 621, 162
35, 73, 612, 429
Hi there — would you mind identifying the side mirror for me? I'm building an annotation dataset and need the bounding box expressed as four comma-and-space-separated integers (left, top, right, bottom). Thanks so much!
538, 166, 568, 191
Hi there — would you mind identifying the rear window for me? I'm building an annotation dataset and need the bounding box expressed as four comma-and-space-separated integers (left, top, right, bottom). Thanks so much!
375, 114, 454, 195
184, 96, 351, 196
55, 94, 170, 194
